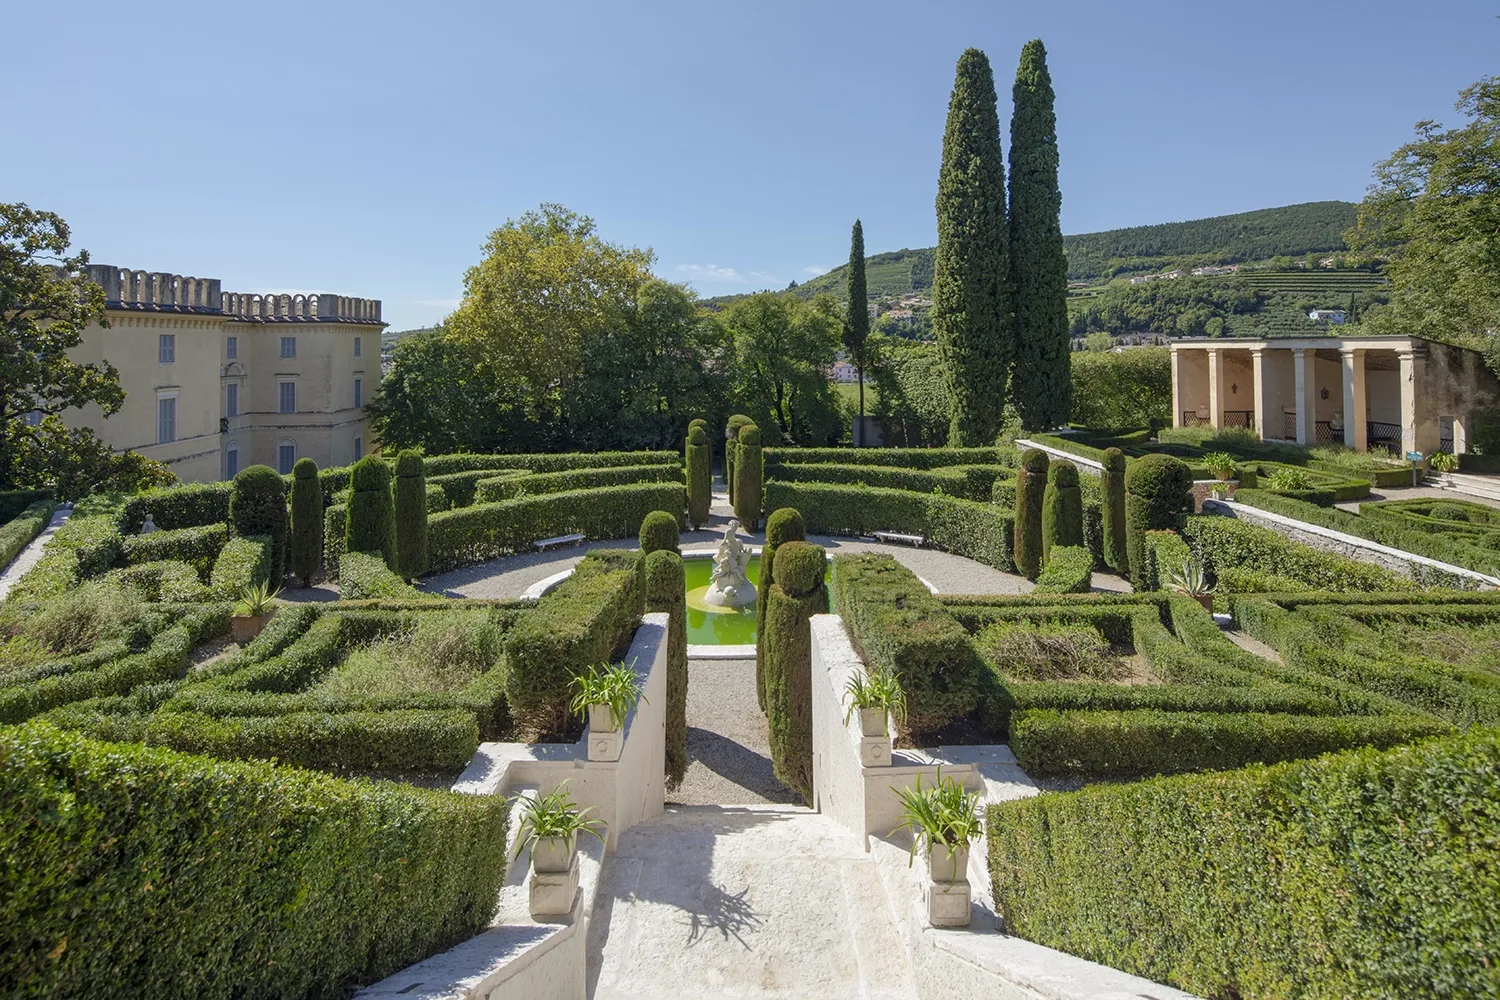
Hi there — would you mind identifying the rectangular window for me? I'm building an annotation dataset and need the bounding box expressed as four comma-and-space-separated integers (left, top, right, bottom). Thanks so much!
226, 335, 237, 359
280, 336, 296, 359
157, 397, 176, 444
277, 442, 296, 475
354, 336, 362, 357
23, 410, 43, 427
226, 382, 239, 418
226, 444, 239, 478
354, 378, 363, 408
278, 381, 296, 414
354, 436, 363, 461
159, 334, 175, 364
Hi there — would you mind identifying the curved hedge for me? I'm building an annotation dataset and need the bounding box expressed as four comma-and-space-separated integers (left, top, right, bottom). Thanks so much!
122, 523, 227, 577
473, 463, 682, 503
767, 461, 1008, 502
763, 446, 1016, 470
1032, 545, 1092, 595
0, 499, 54, 574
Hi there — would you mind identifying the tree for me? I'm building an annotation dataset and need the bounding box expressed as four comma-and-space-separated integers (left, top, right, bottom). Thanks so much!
392, 450, 429, 582
718, 292, 844, 444
289, 458, 323, 587
933, 49, 1011, 446
1347, 77, 1500, 366
0, 203, 166, 494
843, 220, 871, 445
1009, 39, 1071, 431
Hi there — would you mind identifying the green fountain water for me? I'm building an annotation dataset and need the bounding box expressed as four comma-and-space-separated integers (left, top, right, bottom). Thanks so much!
683, 556, 833, 646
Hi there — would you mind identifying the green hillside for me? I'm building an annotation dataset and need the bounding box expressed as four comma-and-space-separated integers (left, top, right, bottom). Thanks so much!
788, 200, 1359, 300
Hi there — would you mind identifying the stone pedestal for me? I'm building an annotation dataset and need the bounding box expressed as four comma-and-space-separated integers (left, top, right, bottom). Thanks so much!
859, 735, 892, 767
530, 854, 580, 918
588, 727, 622, 762
926, 878, 972, 928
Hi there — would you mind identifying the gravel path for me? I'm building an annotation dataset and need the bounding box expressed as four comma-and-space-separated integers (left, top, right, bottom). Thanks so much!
672, 658, 799, 807
1333, 483, 1500, 513
0, 505, 71, 602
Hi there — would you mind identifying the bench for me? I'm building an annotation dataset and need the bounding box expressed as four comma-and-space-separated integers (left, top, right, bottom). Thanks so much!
534, 533, 587, 552
871, 531, 925, 548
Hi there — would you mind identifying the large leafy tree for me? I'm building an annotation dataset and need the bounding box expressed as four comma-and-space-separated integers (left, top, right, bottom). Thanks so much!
1347, 77, 1500, 362
932, 48, 1011, 446
719, 291, 844, 445
842, 219, 870, 444
0, 203, 172, 496
1009, 39, 1071, 431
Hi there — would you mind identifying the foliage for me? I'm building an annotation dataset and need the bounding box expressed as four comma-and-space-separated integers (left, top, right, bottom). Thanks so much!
0, 498, 52, 572
1182, 516, 1410, 593
988, 727, 1497, 999
842, 667, 907, 730
209, 536, 271, 599
732, 423, 763, 527
686, 425, 711, 527
512, 782, 606, 857
121, 523, 227, 577
843, 219, 871, 431
757, 507, 807, 710
1033, 545, 1093, 594
933, 48, 1011, 446
289, 458, 323, 587
1100, 447, 1128, 575
765, 445, 1014, 470
339, 551, 426, 601
1124, 454, 1193, 583
4, 417, 176, 501
764, 541, 828, 800
1013, 449, 1048, 580
1067, 348, 1171, 430
638, 510, 680, 555
725, 413, 753, 504
568, 659, 645, 731
1040, 458, 1082, 563
643, 549, 688, 788
230, 466, 288, 583
345, 456, 394, 569
1266, 466, 1313, 491
865, 336, 950, 447
717, 293, 845, 445
1009, 39, 1070, 431
892, 771, 983, 867
1163, 557, 1211, 598
392, 450, 429, 581
474, 463, 682, 503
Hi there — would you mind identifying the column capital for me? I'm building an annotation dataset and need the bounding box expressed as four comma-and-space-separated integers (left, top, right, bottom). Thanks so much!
1339, 346, 1366, 358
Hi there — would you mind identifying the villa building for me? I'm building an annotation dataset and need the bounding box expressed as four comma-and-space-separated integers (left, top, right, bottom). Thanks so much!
61, 265, 385, 483
1169, 334, 1500, 456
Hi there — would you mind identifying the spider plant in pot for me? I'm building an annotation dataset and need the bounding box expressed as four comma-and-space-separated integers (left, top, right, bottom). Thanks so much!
1164, 557, 1214, 612
513, 781, 607, 873
1202, 451, 1237, 481
891, 770, 983, 884
843, 667, 906, 738
570, 659, 645, 735
231, 581, 280, 642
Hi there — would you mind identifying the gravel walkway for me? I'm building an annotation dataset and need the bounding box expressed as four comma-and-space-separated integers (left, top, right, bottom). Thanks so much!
672, 658, 798, 807
0, 505, 71, 602
1333, 483, 1500, 513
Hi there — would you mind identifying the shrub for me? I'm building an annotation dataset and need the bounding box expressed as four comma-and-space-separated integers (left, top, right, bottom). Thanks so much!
639, 510, 680, 555
1101, 447, 1128, 575
768, 462, 1008, 502
340, 551, 427, 601
122, 482, 232, 532
0, 499, 55, 572
289, 458, 324, 587
322, 503, 348, 577
230, 466, 288, 583
0, 488, 52, 525
725, 414, 754, 503
991, 479, 1016, 509
764, 541, 827, 800
644, 549, 687, 789
763, 446, 1016, 471
1014, 449, 1049, 581
122, 523, 227, 577
345, 456, 394, 569
988, 727, 1499, 999
7, 508, 124, 602
101, 560, 209, 603
1041, 460, 1083, 565
208, 536, 272, 598
975, 621, 1116, 680
1032, 545, 1093, 595
0, 720, 508, 1000
1124, 454, 1192, 584
392, 451, 429, 581
472, 463, 682, 503
419, 450, 679, 477
757, 507, 807, 709
686, 425, 712, 528
1181, 516, 1409, 593
732, 424, 763, 528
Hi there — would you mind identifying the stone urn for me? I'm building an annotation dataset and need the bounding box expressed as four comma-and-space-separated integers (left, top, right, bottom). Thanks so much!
1193, 593, 1214, 613
858, 707, 889, 738
928, 844, 970, 884
531, 835, 576, 875
231, 609, 275, 643
589, 703, 621, 735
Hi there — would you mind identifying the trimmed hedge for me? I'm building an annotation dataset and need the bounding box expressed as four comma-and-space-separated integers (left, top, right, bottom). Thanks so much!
725, 414, 754, 504
0, 720, 507, 1000
0, 499, 55, 573
1182, 515, 1411, 593
764, 541, 827, 801
121, 523, 228, 577
763, 446, 1015, 470
425, 469, 523, 509
1124, 454, 1192, 583
393, 451, 429, 581
1014, 449, 1048, 580
230, 467, 288, 582
0, 488, 52, 524
102, 560, 210, 603
644, 549, 687, 789
122, 482, 232, 532
1100, 447, 1127, 575
346, 457, 395, 568
1041, 460, 1082, 565
208, 536, 272, 599
473, 463, 683, 503
757, 507, 807, 710
988, 727, 1500, 999
767, 461, 1009, 502
639, 510, 680, 555
323, 503, 348, 577
290, 458, 324, 586
420, 450, 678, 477
686, 425, 712, 527
7, 504, 125, 602
339, 551, 428, 601
1032, 545, 1093, 595
732, 424, 763, 527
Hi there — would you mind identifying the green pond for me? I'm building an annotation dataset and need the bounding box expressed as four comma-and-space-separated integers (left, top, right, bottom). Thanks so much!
682, 556, 830, 646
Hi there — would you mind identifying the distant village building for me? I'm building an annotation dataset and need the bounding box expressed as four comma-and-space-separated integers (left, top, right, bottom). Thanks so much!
830, 360, 859, 383
1309, 308, 1347, 325
1129, 270, 1185, 285
1191, 265, 1239, 277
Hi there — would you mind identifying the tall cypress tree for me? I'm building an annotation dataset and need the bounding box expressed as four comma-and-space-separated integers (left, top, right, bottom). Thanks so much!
933, 48, 1011, 447
843, 219, 870, 446
1009, 38, 1071, 431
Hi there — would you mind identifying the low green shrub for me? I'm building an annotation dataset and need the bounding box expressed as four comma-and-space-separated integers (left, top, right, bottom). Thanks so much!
102, 561, 211, 603
208, 535, 273, 601
230, 466, 288, 583
0, 499, 54, 572
1033, 546, 1093, 595
7, 507, 125, 601
121, 523, 228, 577
988, 727, 1500, 999
1181, 515, 1410, 593
764, 541, 827, 800
420, 450, 678, 477
340, 551, 428, 601
426, 469, 525, 509
473, 463, 683, 503
0, 720, 507, 999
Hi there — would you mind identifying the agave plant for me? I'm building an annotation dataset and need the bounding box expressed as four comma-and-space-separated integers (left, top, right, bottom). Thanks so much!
569, 659, 646, 730
842, 667, 907, 729
890, 770, 983, 868
1164, 557, 1212, 598
232, 581, 281, 617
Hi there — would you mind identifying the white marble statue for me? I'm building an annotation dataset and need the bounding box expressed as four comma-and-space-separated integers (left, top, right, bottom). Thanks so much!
704, 519, 757, 607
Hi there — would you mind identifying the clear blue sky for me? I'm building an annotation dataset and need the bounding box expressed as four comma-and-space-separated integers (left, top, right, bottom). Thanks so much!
3, 1, 1495, 331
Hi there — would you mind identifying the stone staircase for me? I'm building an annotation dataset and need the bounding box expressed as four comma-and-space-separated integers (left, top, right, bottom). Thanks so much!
586, 804, 916, 1000
1429, 471, 1500, 503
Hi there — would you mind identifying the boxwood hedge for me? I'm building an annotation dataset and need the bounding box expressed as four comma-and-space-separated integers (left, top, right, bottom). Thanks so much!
473, 463, 683, 503
0, 499, 54, 573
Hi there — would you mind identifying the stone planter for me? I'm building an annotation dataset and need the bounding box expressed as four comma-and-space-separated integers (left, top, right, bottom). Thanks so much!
858, 707, 888, 738
231, 610, 275, 644
1191, 593, 1214, 613
928, 844, 970, 884
588, 703, 621, 734
1213, 469, 1235, 482
531, 835, 576, 874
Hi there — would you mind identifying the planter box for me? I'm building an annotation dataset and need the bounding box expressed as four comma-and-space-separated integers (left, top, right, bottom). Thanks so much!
928, 844, 970, 884
858, 707, 888, 738
589, 703, 621, 734
531, 835, 576, 874
231, 610, 275, 644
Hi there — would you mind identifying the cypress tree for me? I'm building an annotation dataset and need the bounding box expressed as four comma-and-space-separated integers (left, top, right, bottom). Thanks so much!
345, 456, 394, 566
756, 507, 806, 712
1101, 447, 1129, 576
1041, 459, 1083, 564
732, 424, 762, 529
843, 220, 870, 446
686, 425, 712, 528
725, 414, 753, 504
1009, 39, 1071, 431
1014, 448, 1048, 580
933, 48, 1011, 447
289, 458, 323, 587
392, 450, 428, 581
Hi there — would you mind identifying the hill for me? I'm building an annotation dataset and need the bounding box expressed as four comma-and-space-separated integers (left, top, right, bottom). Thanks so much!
785, 201, 1359, 300
382, 326, 436, 349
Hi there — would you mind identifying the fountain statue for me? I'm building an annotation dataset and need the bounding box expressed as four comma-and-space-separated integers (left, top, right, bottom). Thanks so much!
703, 519, 757, 608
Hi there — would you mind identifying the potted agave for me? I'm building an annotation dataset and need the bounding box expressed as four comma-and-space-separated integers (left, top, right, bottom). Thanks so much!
514, 781, 607, 874
231, 582, 280, 642
843, 667, 907, 738
1165, 557, 1214, 612
570, 659, 646, 736
892, 770, 983, 885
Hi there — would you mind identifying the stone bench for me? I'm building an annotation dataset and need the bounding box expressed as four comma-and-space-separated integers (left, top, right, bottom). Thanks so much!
533, 533, 586, 552
872, 531, 925, 547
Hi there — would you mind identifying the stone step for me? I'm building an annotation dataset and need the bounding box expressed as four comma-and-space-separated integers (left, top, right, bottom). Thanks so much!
1430, 472, 1500, 502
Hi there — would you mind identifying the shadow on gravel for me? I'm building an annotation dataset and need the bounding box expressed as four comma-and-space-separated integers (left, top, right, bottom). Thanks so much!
683, 727, 800, 805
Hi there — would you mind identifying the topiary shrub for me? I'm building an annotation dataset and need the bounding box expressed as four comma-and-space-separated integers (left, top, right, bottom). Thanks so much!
1124, 454, 1194, 584
757, 507, 807, 710
1428, 502, 1472, 523
230, 465, 289, 583
764, 540, 828, 801
392, 450, 429, 582
345, 456, 394, 569
644, 548, 687, 789
639, 510, 681, 555
1101, 447, 1128, 576
289, 458, 323, 587
732, 424, 763, 529
991, 479, 1017, 510
1041, 460, 1083, 565
1014, 448, 1049, 580
725, 414, 754, 503
686, 425, 712, 528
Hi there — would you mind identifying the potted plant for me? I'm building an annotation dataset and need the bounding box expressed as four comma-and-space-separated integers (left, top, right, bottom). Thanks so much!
1203, 451, 1237, 481
1429, 450, 1459, 482
570, 659, 646, 735
843, 667, 906, 738
1165, 557, 1214, 612
891, 770, 983, 884
1209, 481, 1232, 502
513, 782, 607, 873
231, 582, 280, 642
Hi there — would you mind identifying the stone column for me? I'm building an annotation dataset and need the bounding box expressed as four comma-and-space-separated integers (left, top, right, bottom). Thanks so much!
1170, 348, 1182, 428
1399, 349, 1419, 457
1293, 348, 1317, 445
1251, 348, 1271, 441
1340, 348, 1367, 452
1207, 349, 1225, 430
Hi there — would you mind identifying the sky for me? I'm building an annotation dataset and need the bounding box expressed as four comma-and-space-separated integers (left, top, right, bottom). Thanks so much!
3, 1, 1495, 331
